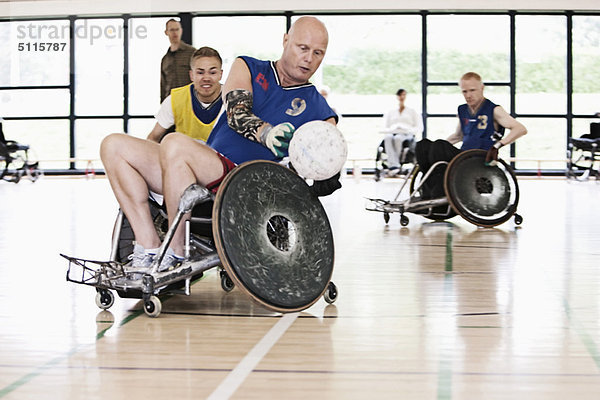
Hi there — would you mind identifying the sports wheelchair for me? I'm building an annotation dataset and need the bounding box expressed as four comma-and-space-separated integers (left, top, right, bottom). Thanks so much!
0, 124, 41, 183
374, 135, 416, 181
367, 149, 523, 228
62, 161, 338, 317
566, 122, 600, 181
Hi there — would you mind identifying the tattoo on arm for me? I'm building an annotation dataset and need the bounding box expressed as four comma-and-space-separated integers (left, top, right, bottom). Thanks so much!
225, 89, 268, 142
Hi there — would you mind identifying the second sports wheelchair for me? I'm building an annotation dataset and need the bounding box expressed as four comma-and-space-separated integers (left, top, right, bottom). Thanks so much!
62, 161, 338, 317
366, 149, 523, 228
374, 136, 416, 181
566, 122, 600, 181
0, 123, 42, 183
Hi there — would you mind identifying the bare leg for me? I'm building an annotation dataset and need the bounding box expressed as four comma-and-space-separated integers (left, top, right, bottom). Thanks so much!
100, 133, 164, 249
159, 133, 225, 255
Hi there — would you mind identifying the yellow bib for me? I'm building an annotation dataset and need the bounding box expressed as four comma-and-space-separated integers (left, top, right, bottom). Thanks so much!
171, 84, 217, 142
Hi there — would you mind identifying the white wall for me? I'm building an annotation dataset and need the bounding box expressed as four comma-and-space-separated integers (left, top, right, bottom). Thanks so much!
1, 0, 599, 18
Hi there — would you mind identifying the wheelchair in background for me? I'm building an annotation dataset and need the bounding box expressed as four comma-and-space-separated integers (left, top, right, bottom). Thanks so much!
62, 161, 339, 317
0, 122, 42, 183
374, 135, 416, 181
367, 149, 523, 228
566, 122, 600, 181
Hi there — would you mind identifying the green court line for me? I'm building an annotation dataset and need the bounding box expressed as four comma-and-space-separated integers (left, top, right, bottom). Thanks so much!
0, 308, 145, 398
437, 224, 454, 400
0, 349, 81, 398
437, 359, 453, 400
563, 299, 600, 370
445, 227, 453, 272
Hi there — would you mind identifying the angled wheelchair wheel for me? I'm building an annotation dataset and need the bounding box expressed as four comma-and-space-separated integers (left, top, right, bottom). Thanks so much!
213, 160, 335, 313
444, 149, 519, 228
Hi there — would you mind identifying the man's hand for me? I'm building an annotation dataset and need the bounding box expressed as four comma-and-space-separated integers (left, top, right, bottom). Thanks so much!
485, 141, 503, 166
309, 172, 342, 197
260, 122, 295, 158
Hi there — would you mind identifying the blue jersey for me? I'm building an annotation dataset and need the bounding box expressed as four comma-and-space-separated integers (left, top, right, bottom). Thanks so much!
458, 99, 504, 151
207, 56, 337, 165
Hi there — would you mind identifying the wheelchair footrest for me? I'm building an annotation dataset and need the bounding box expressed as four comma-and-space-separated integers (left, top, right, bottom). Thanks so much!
365, 198, 405, 214
61, 253, 125, 289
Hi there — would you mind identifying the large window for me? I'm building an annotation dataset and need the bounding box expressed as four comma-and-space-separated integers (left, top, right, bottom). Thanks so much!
2, 11, 598, 174
515, 118, 567, 170
572, 16, 600, 116
427, 15, 511, 83
128, 17, 173, 117
516, 15, 567, 115
74, 18, 124, 116
1, 20, 71, 169
192, 16, 283, 79
426, 15, 514, 160
0, 20, 70, 87
1, 119, 70, 170
308, 15, 423, 169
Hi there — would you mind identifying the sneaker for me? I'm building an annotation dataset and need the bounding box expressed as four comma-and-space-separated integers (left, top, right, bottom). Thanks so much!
386, 167, 400, 177
158, 248, 184, 272
128, 244, 156, 269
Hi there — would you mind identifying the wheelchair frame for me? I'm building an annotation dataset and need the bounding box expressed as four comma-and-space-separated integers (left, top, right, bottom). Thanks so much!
374, 136, 416, 181
62, 161, 338, 317
566, 122, 600, 181
0, 140, 42, 183
366, 149, 523, 228
566, 138, 600, 181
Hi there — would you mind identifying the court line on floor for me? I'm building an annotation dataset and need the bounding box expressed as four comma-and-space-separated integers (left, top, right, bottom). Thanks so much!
206, 312, 299, 400
2, 362, 599, 378
0, 308, 145, 398
437, 225, 454, 400
563, 299, 600, 369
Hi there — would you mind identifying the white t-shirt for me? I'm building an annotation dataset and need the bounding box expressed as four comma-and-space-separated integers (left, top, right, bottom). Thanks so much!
154, 95, 222, 129
382, 106, 424, 136
154, 95, 175, 129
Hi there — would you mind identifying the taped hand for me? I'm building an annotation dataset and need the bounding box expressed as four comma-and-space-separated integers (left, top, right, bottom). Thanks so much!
485, 146, 499, 166
260, 122, 295, 158
485, 141, 503, 166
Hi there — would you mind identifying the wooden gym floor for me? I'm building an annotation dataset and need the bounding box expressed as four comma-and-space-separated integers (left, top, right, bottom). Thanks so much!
0, 174, 599, 399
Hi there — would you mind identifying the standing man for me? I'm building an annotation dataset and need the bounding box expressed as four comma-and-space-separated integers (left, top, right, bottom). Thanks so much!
160, 19, 196, 102
415, 72, 527, 199
101, 16, 338, 271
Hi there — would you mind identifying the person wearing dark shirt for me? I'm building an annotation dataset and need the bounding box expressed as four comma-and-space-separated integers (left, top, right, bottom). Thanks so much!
160, 19, 196, 102
415, 72, 527, 199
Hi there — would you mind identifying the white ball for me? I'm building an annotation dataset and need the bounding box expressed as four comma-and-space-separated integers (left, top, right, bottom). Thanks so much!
289, 120, 348, 180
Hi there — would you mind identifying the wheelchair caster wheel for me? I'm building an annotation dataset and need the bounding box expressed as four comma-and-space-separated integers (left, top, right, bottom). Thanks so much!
400, 215, 409, 226
514, 213, 523, 225
383, 212, 390, 224
95, 289, 114, 310
323, 281, 338, 304
144, 296, 162, 318
220, 270, 235, 292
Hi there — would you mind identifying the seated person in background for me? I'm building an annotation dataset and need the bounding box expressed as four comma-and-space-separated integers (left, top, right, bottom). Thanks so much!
415, 72, 527, 199
100, 16, 338, 271
148, 46, 224, 143
381, 88, 423, 175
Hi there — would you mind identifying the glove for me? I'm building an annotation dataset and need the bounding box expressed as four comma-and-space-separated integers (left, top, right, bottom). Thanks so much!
485, 141, 503, 166
309, 172, 342, 197
260, 122, 295, 158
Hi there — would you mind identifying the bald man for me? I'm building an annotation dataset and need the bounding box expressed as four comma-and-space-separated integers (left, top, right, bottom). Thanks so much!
101, 16, 338, 271
415, 72, 527, 199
